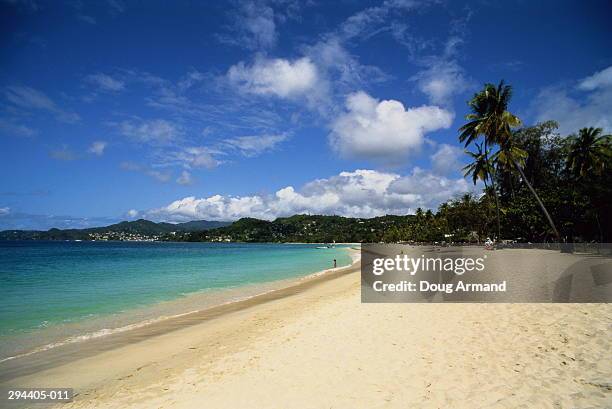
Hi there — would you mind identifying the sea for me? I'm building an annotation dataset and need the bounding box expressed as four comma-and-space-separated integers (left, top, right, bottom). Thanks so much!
0, 241, 353, 362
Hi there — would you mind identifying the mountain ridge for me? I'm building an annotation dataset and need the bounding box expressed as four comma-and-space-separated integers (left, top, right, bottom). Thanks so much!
0, 219, 231, 240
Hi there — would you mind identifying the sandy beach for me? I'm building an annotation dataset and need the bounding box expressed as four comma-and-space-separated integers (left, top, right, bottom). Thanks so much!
1, 254, 611, 408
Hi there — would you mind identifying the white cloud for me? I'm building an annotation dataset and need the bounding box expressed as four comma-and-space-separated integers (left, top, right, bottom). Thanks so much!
237, 1, 276, 49
176, 170, 194, 185
0, 207, 9, 216
534, 65, 612, 135
117, 118, 180, 145
430, 143, 463, 175
126, 209, 139, 218
86, 73, 125, 92
4, 85, 80, 123
218, 0, 306, 50
145, 168, 472, 222
170, 147, 220, 169
329, 91, 454, 161
228, 57, 319, 99
388, 167, 472, 204
224, 134, 287, 157
577, 66, 612, 91
304, 37, 389, 91
412, 60, 470, 105
218, 1, 276, 50
88, 141, 107, 156
410, 12, 473, 106
337, 0, 419, 41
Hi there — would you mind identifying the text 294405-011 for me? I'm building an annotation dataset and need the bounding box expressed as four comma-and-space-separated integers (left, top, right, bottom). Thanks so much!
3, 388, 73, 402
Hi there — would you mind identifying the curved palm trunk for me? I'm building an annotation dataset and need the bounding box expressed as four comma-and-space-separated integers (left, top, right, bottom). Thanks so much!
489, 172, 501, 240
484, 141, 501, 240
482, 179, 489, 243
512, 159, 561, 241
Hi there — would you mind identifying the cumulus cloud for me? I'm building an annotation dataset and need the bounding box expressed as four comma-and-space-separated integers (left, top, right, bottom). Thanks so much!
176, 170, 194, 185
228, 57, 319, 99
88, 141, 107, 156
534, 65, 612, 135
4, 85, 80, 123
116, 118, 181, 145
145, 168, 472, 222
430, 143, 464, 175
329, 91, 453, 161
86, 73, 125, 92
126, 209, 139, 218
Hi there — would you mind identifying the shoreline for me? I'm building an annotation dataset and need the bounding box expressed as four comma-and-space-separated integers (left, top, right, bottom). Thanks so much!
0, 245, 358, 365
0, 249, 609, 408
0, 249, 361, 384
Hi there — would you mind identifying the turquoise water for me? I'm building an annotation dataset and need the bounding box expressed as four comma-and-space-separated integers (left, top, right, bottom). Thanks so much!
0, 241, 352, 359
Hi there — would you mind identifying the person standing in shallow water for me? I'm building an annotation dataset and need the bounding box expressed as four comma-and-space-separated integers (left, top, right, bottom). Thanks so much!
333, 259, 337, 268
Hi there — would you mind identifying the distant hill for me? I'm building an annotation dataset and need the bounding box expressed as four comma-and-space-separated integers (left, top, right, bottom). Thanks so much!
179, 214, 416, 243
0, 214, 418, 243
174, 220, 230, 232
0, 219, 231, 241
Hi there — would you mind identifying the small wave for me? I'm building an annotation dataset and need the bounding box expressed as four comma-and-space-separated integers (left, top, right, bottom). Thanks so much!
0, 285, 286, 364
0, 310, 198, 364
0, 250, 361, 365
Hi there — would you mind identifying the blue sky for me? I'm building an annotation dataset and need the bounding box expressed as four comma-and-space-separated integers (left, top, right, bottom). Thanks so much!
1, 0, 611, 229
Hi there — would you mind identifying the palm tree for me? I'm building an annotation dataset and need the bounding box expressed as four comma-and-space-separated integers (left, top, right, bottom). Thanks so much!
463, 142, 495, 236
565, 127, 611, 242
463, 142, 493, 188
459, 81, 561, 241
459, 83, 512, 240
566, 127, 611, 179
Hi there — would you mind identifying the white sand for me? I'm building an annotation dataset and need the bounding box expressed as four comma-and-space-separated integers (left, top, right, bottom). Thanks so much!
5, 260, 611, 408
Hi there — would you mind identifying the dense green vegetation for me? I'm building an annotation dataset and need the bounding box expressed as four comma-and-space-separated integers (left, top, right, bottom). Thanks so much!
174, 215, 416, 243
458, 82, 611, 242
